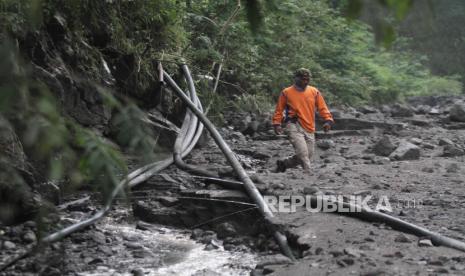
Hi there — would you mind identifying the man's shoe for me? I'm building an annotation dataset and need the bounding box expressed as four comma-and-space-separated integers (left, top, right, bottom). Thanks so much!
276, 159, 287, 173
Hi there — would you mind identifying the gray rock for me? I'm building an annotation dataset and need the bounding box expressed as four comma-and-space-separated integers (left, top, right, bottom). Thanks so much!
92, 231, 107, 244
409, 138, 423, 145
158, 196, 179, 207
215, 222, 237, 239
230, 131, 247, 143
422, 143, 435, 149
429, 107, 441, 115
191, 269, 222, 276
98, 245, 113, 256
200, 232, 217, 244
391, 104, 414, 117
359, 106, 378, 114
414, 105, 431, 114
344, 247, 362, 258
23, 231, 37, 243
256, 254, 293, 269
340, 257, 355, 266
446, 163, 460, 173
329, 250, 344, 257
3, 240, 16, 249
421, 167, 434, 173
303, 186, 320, 195
132, 248, 155, 258
87, 258, 104, 265
442, 144, 465, 157
449, 103, 465, 122
373, 136, 397, 156
438, 138, 454, 146
394, 234, 411, 243
389, 141, 420, 160
130, 268, 145, 276
418, 238, 433, 247
374, 156, 390, 165
125, 242, 143, 250
317, 140, 335, 150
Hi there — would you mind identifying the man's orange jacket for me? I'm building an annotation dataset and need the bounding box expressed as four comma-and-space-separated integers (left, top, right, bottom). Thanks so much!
272, 85, 333, 133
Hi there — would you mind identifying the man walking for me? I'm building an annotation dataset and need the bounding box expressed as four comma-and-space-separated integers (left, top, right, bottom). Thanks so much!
272, 68, 334, 173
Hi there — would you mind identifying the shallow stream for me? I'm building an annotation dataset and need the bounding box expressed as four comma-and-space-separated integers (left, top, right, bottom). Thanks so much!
77, 220, 257, 276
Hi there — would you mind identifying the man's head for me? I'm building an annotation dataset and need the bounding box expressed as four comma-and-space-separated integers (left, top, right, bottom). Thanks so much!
294, 68, 311, 89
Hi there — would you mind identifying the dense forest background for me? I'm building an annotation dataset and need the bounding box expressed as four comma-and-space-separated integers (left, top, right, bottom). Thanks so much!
0, 0, 464, 224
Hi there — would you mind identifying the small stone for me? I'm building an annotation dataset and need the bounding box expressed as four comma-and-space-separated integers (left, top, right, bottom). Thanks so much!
88, 258, 103, 265
215, 222, 237, 239
373, 136, 397, 156
418, 239, 433, 247
341, 257, 355, 266
24, 221, 36, 228
132, 249, 155, 258
428, 259, 444, 266
374, 157, 390, 165
131, 268, 145, 276
344, 247, 361, 258
272, 183, 285, 190
451, 264, 465, 271
125, 242, 143, 250
329, 250, 344, 257
256, 254, 292, 268
422, 143, 435, 149
3, 241, 16, 249
361, 269, 389, 276
224, 244, 235, 251
409, 138, 423, 145
446, 163, 460, 173
364, 237, 375, 242
442, 144, 465, 157
158, 196, 179, 207
394, 234, 411, 243
449, 103, 465, 122
421, 167, 434, 173
389, 141, 421, 160
23, 231, 37, 243
317, 140, 335, 150
204, 244, 216, 251
92, 231, 107, 244
429, 107, 440, 115
438, 138, 454, 146
303, 186, 320, 195
434, 268, 449, 274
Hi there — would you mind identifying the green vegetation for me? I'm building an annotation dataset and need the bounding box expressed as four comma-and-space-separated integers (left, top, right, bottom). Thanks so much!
0, 0, 463, 223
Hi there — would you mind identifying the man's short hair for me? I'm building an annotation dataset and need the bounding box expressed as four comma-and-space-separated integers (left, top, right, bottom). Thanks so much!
294, 68, 311, 78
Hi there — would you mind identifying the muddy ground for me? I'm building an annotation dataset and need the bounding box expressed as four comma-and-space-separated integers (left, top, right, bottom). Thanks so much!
1, 96, 465, 275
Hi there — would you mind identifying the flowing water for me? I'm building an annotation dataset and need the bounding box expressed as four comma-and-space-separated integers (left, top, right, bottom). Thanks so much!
77, 220, 257, 276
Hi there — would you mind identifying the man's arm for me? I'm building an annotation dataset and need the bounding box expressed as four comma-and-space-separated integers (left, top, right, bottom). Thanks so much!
272, 91, 287, 134
315, 90, 334, 132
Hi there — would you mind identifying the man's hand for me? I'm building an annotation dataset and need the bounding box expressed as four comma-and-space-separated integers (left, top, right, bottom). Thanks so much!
274, 124, 283, 135
323, 121, 332, 133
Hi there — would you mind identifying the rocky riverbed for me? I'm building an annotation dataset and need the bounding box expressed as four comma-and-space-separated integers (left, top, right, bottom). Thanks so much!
1, 95, 465, 275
